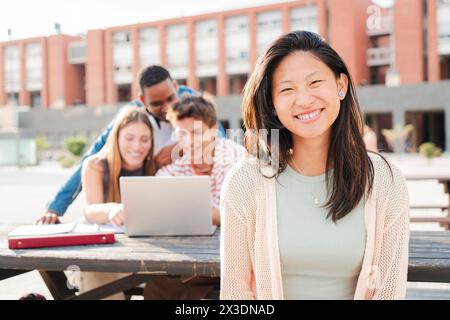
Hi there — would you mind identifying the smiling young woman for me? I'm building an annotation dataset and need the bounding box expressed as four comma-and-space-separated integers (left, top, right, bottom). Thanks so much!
220, 31, 410, 300
79, 106, 156, 300
82, 106, 156, 226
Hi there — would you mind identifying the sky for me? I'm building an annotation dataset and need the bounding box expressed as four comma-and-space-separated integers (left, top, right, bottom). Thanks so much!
0, 0, 294, 41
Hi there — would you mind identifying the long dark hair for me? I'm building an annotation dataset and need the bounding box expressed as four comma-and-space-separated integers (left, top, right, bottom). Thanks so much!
243, 31, 376, 222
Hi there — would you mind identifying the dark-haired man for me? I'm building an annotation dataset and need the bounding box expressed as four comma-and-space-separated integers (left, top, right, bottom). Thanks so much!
35, 65, 224, 224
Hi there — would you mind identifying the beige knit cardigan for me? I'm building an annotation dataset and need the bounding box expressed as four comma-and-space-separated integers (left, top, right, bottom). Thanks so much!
220, 154, 410, 300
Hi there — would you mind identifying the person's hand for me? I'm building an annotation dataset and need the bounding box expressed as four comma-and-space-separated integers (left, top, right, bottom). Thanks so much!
108, 204, 125, 227
34, 212, 61, 225
155, 144, 177, 168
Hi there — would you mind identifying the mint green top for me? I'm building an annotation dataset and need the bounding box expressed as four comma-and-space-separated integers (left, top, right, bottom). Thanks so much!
276, 165, 366, 300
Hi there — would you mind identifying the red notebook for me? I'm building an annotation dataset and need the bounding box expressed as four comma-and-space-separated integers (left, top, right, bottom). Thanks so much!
8, 224, 116, 249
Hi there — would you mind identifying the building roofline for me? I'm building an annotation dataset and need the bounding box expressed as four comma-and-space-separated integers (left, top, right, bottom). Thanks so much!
96, 0, 311, 32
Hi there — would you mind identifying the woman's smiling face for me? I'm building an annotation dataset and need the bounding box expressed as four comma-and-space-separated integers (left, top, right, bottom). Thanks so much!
271, 51, 348, 141
118, 121, 152, 170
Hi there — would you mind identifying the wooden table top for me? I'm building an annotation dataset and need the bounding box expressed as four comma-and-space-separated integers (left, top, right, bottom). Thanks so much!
0, 225, 220, 277
1, 226, 450, 283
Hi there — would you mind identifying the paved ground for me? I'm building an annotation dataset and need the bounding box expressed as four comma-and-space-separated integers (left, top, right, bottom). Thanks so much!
0, 162, 84, 225
1, 156, 449, 300
0, 162, 83, 300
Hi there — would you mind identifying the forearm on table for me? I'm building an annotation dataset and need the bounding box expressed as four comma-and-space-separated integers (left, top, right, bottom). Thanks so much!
84, 203, 118, 224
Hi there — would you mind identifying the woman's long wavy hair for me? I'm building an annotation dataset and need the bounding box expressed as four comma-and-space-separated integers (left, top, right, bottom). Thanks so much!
99, 107, 156, 203
243, 31, 376, 222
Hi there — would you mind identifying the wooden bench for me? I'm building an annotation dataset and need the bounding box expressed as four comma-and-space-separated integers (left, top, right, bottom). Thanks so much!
406, 285, 450, 300
411, 217, 450, 230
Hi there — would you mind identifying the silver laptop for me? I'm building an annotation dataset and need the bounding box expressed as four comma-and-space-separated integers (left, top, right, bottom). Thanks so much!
120, 176, 217, 237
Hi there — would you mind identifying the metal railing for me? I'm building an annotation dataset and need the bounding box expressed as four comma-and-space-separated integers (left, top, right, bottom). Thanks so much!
367, 47, 392, 67
367, 16, 393, 36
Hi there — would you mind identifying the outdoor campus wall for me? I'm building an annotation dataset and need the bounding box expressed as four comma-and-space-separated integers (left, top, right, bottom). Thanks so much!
16, 81, 450, 152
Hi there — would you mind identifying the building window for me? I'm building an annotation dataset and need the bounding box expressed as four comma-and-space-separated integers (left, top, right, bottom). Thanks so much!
437, 1, 450, 38
369, 65, 389, 85
113, 31, 131, 44
195, 19, 218, 78
225, 15, 250, 75
256, 10, 283, 55
166, 24, 189, 80
199, 77, 217, 95
228, 74, 248, 95
437, 1, 450, 61
139, 27, 160, 66
26, 42, 43, 91
113, 30, 133, 85
440, 56, 450, 79
364, 113, 393, 152
406, 111, 446, 152
290, 6, 319, 34
7, 92, 19, 105
117, 85, 131, 103
30, 92, 41, 108
4, 46, 20, 94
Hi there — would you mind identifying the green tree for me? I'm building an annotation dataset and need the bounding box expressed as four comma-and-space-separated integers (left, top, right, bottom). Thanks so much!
419, 142, 442, 163
35, 136, 49, 151
64, 136, 87, 157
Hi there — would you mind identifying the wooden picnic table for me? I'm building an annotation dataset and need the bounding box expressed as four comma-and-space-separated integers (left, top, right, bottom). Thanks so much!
0, 225, 220, 300
1, 225, 450, 299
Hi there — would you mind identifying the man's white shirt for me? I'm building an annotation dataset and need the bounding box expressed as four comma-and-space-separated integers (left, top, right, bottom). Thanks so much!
148, 114, 177, 155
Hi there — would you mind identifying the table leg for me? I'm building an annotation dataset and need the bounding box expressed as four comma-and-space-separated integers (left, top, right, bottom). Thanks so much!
143, 276, 220, 300
39, 270, 78, 300
71, 273, 165, 300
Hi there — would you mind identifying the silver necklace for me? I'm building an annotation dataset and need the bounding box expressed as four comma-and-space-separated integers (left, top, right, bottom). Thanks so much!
288, 158, 327, 207
312, 189, 326, 207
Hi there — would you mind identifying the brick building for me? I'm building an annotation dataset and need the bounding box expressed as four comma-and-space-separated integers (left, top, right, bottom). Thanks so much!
1, 0, 450, 151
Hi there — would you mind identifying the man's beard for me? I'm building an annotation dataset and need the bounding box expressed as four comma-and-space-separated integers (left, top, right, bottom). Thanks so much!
146, 108, 169, 122
159, 112, 169, 122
